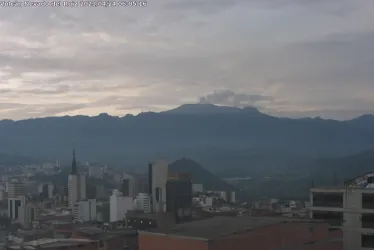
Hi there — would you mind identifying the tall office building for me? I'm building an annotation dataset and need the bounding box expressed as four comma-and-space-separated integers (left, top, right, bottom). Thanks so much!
120, 173, 134, 197
148, 159, 168, 213
8, 196, 26, 221
8, 180, 25, 198
18, 203, 40, 225
166, 178, 193, 222
68, 149, 87, 208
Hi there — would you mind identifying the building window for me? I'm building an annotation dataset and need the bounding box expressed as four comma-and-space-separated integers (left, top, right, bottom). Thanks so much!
312, 211, 343, 227
362, 234, 374, 248
312, 192, 343, 208
362, 194, 374, 209
362, 214, 374, 229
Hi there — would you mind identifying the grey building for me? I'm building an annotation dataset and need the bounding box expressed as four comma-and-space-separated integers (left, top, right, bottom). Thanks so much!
166, 179, 192, 223
310, 171, 374, 250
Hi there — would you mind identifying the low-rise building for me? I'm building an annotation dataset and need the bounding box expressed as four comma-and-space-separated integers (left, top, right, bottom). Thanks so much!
193, 196, 216, 207
139, 216, 342, 250
310, 171, 374, 250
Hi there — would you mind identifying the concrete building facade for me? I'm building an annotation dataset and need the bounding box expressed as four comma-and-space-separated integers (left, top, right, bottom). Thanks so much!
134, 193, 151, 213
8, 180, 25, 198
311, 186, 374, 250
310, 171, 374, 250
110, 189, 133, 222
148, 159, 168, 213
8, 196, 26, 221
18, 203, 41, 225
73, 199, 97, 222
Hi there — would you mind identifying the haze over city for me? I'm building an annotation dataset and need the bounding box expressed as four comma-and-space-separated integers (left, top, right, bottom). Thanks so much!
1, 0, 374, 120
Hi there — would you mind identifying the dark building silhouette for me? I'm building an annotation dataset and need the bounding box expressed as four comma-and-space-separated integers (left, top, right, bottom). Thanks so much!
166, 179, 192, 223
121, 179, 130, 197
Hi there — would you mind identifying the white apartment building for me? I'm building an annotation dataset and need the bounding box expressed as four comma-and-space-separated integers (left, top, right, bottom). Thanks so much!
310, 171, 374, 250
73, 199, 97, 222
110, 189, 133, 222
133, 193, 151, 213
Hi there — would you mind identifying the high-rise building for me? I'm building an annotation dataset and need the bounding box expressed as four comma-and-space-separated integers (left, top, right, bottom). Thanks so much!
73, 199, 97, 222
133, 193, 151, 213
18, 203, 40, 225
148, 159, 168, 213
166, 179, 192, 222
68, 149, 87, 208
38, 183, 54, 199
8, 180, 25, 198
110, 189, 133, 222
120, 173, 134, 197
8, 196, 26, 221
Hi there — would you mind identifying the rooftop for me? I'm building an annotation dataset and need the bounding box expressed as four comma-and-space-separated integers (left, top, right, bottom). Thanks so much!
8, 238, 97, 249
144, 216, 323, 239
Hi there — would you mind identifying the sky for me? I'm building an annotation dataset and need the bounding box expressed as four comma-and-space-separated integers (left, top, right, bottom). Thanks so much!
1, 0, 374, 120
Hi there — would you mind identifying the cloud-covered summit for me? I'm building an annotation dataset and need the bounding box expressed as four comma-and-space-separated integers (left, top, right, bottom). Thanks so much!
1, 0, 374, 120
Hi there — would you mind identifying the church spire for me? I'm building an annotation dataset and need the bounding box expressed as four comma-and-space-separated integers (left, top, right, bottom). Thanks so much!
71, 147, 77, 175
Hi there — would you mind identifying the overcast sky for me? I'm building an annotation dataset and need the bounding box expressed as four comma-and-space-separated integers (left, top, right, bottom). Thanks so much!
1, 0, 374, 120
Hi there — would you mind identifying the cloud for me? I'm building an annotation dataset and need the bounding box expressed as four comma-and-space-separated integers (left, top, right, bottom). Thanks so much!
198, 90, 273, 108
1, 0, 374, 120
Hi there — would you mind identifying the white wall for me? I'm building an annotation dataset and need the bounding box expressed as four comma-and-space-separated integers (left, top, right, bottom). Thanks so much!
110, 190, 133, 222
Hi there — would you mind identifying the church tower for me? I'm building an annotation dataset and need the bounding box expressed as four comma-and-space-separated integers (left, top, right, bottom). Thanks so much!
68, 148, 86, 208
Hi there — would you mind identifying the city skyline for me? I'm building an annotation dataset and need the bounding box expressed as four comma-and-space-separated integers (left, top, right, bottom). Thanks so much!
0, 0, 374, 120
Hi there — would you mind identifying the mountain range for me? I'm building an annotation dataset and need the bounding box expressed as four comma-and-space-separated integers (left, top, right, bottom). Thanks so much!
0, 104, 374, 175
